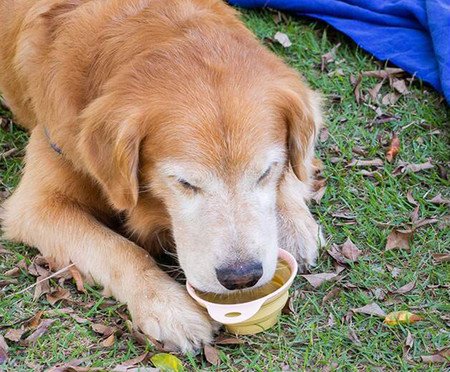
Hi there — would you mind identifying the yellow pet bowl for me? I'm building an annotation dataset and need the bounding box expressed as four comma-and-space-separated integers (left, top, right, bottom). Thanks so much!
186, 249, 297, 335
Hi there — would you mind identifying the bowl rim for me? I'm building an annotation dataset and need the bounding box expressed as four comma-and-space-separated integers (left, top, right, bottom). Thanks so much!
186, 248, 298, 309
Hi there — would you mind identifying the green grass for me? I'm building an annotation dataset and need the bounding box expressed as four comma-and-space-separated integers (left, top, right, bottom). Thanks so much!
1, 8, 449, 371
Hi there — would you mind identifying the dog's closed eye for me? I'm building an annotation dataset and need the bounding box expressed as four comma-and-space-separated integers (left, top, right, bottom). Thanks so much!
178, 178, 201, 192
257, 162, 278, 184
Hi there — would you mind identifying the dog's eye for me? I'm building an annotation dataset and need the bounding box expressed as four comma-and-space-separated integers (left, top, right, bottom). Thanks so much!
257, 166, 272, 183
178, 178, 200, 192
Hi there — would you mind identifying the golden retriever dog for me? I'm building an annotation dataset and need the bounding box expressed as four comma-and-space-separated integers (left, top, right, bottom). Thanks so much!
0, 0, 323, 351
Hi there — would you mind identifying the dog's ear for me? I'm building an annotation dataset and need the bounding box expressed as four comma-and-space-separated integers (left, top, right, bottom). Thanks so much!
276, 77, 323, 183
78, 95, 142, 211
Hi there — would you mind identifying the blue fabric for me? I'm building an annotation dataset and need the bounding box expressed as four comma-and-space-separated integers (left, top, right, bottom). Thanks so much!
229, 0, 450, 103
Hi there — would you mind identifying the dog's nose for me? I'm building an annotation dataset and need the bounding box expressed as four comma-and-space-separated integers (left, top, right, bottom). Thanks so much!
215, 261, 263, 290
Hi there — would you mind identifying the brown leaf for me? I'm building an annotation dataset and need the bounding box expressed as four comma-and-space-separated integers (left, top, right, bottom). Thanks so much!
327, 245, 348, 265
4, 328, 26, 342
116, 352, 149, 369
352, 302, 386, 317
69, 266, 86, 293
351, 74, 363, 104
46, 287, 71, 306
406, 190, 418, 206
405, 330, 414, 348
393, 160, 434, 175
4, 267, 20, 277
341, 238, 362, 262
430, 193, 450, 206
437, 164, 448, 180
91, 323, 116, 337
331, 212, 356, 220
386, 133, 400, 163
101, 333, 115, 348
21, 319, 55, 346
33, 275, 51, 301
204, 344, 220, 366
362, 68, 404, 79
432, 253, 450, 263
385, 229, 413, 250
301, 273, 337, 288
368, 80, 385, 100
214, 335, 245, 345
320, 43, 340, 72
70, 314, 89, 324
420, 349, 450, 364
410, 206, 420, 224
23, 311, 44, 330
322, 287, 341, 304
413, 218, 438, 229
391, 78, 409, 95
352, 146, 368, 157
273, 32, 291, 48
0, 335, 8, 364
348, 327, 361, 346
282, 295, 295, 315
382, 92, 401, 106
391, 281, 415, 295
347, 158, 384, 168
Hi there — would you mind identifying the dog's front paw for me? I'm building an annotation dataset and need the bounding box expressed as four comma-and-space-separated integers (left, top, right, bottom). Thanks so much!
129, 279, 214, 353
278, 210, 324, 272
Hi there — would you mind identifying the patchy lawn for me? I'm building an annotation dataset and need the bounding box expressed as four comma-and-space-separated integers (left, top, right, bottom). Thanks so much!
1, 8, 449, 372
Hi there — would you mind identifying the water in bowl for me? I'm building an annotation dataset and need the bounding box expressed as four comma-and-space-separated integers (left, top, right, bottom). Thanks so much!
197, 258, 291, 304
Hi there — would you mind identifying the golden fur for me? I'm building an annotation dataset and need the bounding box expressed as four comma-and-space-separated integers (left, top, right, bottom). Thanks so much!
0, 0, 323, 351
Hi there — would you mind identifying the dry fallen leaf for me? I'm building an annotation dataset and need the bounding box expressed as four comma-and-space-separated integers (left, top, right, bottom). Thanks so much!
320, 43, 340, 72
23, 311, 44, 330
204, 344, 220, 366
21, 319, 55, 346
352, 302, 386, 317
4, 267, 20, 277
322, 287, 341, 304
71, 314, 89, 324
362, 68, 404, 79
301, 273, 337, 288
384, 311, 423, 326
351, 74, 363, 104
391, 78, 409, 95
421, 348, 450, 364
432, 253, 450, 263
69, 266, 86, 293
385, 229, 413, 250
413, 218, 438, 229
386, 133, 400, 163
101, 333, 115, 348
0, 335, 8, 364
327, 245, 348, 265
91, 323, 116, 337
341, 238, 362, 262
382, 92, 401, 106
33, 274, 51, 301
430, 193, 450, 206
282, 295, 295, 315
150, 353, 184, 372
319, 127, 329, 142
214, 335, 244, 345
391, 281, 415, 295
348, 327, 361, 346
406, 190, 418, 206
368, 80, 385, 100
393, 160, 434, 175
4, 328, 26, 342
347, 158, 384, 168
46, 287, 71, 306
273, 32, 291, 48
311, 186, 327, 204
115, 352, 148, 370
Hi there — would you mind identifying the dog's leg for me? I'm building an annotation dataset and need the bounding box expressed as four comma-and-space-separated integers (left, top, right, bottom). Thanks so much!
1, 136, 213, 352
277, 168, 324, 271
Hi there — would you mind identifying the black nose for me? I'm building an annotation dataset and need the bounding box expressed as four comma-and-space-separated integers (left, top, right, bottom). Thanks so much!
215, 261, 263, 290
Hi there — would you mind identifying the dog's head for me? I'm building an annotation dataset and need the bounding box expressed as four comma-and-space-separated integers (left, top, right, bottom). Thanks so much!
78, 37, 321, 293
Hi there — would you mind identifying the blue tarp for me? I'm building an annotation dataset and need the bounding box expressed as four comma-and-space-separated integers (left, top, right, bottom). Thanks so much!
229, 0, 450, 103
